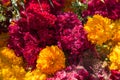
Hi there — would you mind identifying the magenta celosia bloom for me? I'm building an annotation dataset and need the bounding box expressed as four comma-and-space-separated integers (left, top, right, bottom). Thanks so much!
82, 0, 120, 20
25, 0, 64, 13
25, 2, 51, 13
110, 70, 120, 80
47, 65, 94, 80
50, 0, 64, 12
8, 23, 25, 56
56, 12, 91, 55
8, 1, 58, 69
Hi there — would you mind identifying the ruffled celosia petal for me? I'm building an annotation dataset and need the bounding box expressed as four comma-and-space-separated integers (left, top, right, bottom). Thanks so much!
25, 0, 64, 13
82, 0, 120, 20
56, 12, 91, 55
110, 70, 120, 80
8, 1, 58, 68
36, 45, 66, 74
47, 65, 93, 80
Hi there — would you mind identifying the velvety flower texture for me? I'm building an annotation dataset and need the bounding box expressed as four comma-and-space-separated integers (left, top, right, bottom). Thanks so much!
110, 70, 120, 80
8, 2, 57, 69
36, 46, 66, 75
56, 12, 91, 55
82, 0, 120, 20
26, 0, 64, 13
47, 65, 93, 80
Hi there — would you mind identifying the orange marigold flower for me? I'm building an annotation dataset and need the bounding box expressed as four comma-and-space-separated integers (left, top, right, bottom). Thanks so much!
24, 69, 47, 80
112, 19, 120, 42
0, 47, 26, 80
108, 43, 120, 71
84, 14, 114, 45
0, 47, 23, 65
36, 45, 66, 75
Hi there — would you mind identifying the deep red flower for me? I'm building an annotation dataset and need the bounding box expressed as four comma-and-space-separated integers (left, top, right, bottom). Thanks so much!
82, 0, 120, 20
110, 70, 120, 80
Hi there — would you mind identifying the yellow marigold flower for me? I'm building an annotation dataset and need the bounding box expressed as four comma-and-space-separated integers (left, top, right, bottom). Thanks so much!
112, 19, 120, 42
0, 47, 26, 80
36, 46, 66, 74
0, 47, 23, 65
24, 69, 47, 80
0, 65, 26, 80
108, 43, 120, 70
0, 33, 9, 47
84, 14, 114, 45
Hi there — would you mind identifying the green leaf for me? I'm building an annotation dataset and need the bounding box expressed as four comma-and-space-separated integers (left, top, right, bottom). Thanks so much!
0, 14, 6, 22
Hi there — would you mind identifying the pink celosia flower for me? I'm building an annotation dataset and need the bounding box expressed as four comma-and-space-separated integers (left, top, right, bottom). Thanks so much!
47, 65, 93, 80
8, 1, 58, 69
110, 70, 120, 80
56, 12, 91, 55
82, 0, 120, 20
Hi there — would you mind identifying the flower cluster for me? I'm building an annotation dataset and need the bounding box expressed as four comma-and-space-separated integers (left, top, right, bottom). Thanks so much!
82, 0, 120, 20
1, 0, 120, 80
8, 0, 58, 68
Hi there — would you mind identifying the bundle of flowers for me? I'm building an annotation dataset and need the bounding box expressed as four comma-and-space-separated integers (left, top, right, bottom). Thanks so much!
0, 0, 120, 80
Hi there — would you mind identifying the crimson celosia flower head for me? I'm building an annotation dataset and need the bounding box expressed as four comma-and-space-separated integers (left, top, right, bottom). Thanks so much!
110, 70, 120, 80
56, 12, 91, 55
8, 1, 58, 69
47, 65, 93, 80
82, 0, 120, 20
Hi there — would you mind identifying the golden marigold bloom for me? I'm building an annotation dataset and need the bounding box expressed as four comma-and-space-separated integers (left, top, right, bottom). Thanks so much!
24, 69, 47, 80
112, 20, 120, 42
0, 47, 23, 65
0, 65, 26, 80
36, 46, 66, 75
108, 43, 120, 71
0, 33, 9, 47
0, 47, 26, 80
84, 14, 114, 45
